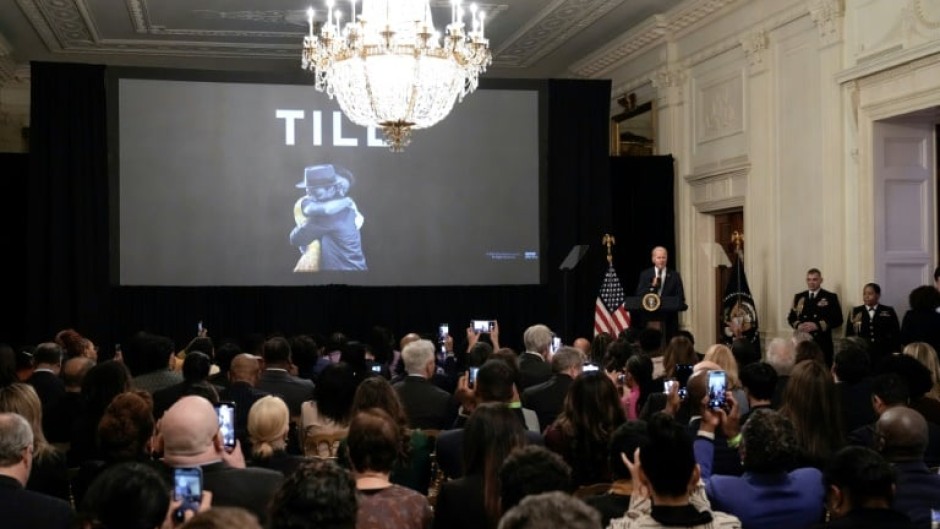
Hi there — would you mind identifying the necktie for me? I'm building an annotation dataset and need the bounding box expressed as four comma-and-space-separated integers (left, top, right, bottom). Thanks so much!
868, 307, 875, 319
809, 292, 815, 301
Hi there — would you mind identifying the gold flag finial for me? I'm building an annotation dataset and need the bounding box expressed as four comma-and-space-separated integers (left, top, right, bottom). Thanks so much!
602, 234, 616, 265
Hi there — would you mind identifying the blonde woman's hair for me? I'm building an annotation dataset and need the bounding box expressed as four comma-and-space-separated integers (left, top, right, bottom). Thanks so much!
703, 344, 741, 389
248, 396, 290, 459
0, 383, 55, 461
904, 342, 940, 401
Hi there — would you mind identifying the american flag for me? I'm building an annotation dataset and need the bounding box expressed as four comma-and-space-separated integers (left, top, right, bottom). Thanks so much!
595, 264, 631, 336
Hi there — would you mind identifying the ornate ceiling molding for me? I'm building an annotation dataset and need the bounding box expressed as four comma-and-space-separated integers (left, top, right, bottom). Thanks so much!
14, 0, 508, 61
571, 0, 741, 77
493, 0, 624, 68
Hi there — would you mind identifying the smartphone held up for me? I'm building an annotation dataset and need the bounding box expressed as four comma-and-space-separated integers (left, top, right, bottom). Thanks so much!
173, 467, 202, 522
708, 370, 727, 410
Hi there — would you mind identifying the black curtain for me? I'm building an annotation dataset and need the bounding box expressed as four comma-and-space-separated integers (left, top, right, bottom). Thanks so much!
0, 153, 30, 343
16, 63, 614, 352
546, 79, 612, 341
609, 155, 677, 298
27, 62, 110, 346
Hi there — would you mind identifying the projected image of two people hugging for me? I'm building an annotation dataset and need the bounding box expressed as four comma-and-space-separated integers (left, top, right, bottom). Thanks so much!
290, 164, 367, 272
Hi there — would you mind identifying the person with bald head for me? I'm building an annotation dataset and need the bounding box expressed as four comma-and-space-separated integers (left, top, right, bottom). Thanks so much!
572, 338, 591, 360
219, 354, 270, 451
875, 406, 940, 527
157, 396, 282, 524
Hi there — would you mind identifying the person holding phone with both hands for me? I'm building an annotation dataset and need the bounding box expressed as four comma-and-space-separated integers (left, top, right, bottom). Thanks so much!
692, 391, 826, 529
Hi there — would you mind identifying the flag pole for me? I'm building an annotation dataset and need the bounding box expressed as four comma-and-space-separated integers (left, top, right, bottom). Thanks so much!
602, 233, 616, 266
731, 230, 743, 302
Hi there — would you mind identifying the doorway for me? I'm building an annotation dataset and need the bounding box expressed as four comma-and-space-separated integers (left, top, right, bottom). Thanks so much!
714, 209, 744, 340
872, 115, 937, 313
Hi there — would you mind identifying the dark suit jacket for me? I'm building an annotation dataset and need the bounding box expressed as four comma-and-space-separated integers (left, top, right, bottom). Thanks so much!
892, 460, 940, 528
393, 375, 456, 430
901, 309, 940, 354
432, 474, 487, 529
838, 379, 877, 436
788, 288, 843, 364
634, 267, 687, 338
845, 304, 901, 361
521, 374, 573, 429
161, 461, 283, 524
257, 369, 315, 417
27, 371, 66, 441
0, 475, 71, 529
518, 352, 552, 391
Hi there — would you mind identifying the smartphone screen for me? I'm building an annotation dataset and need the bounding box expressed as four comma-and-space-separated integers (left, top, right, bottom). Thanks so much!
173, 467, 202, 522
439, 324, 449, 354
197, 320, 203, 334
708, 370, 727, 409
582, 364, 599, 373
215, 402, 236, 450
551, 336, 561, 354
370, 364, 382, 373
664, 380, 678, 394
471, 320, 491, 333
468, 366, 480, 388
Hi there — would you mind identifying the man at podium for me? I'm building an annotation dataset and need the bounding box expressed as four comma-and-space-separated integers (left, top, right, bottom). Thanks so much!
634, 246, 687, 339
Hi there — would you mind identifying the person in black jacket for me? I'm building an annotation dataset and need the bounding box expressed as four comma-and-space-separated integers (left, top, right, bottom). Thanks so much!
845, 283, 901, 363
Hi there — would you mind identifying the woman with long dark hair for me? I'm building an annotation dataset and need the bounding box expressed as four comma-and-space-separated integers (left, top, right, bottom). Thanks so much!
780, 360, 844, 469
432, 404, 527, 529
544, 373, 626, 486
301, 362, 357, 456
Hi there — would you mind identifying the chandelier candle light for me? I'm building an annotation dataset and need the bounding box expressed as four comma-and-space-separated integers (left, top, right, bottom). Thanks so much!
302, 0, 492, 152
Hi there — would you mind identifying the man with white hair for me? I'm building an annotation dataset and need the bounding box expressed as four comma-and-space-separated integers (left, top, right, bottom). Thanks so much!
156, 396, 282, 524
519, 324, 554, 391
392, 339, 457, 429
766, 337, 795, 408
0, 412, 71, 529
522, 347, 583, 428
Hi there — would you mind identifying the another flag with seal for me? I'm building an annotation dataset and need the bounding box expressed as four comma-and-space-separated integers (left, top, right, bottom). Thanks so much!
721, 245, 759, 347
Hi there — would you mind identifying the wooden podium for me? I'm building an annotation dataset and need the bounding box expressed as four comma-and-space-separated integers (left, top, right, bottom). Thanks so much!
625, 295, 686, 335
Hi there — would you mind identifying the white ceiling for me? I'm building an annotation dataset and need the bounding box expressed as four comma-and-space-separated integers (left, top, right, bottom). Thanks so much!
0, 0, 686, 81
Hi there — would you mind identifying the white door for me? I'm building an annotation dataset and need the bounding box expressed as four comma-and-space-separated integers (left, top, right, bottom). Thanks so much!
873, 120, 936, 314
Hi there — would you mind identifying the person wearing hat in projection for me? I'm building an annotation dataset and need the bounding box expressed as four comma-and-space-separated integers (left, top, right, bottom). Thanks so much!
290, 164, 367, 272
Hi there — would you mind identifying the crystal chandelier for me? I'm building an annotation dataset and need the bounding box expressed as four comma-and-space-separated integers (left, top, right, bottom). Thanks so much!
302, 0, 492, 152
